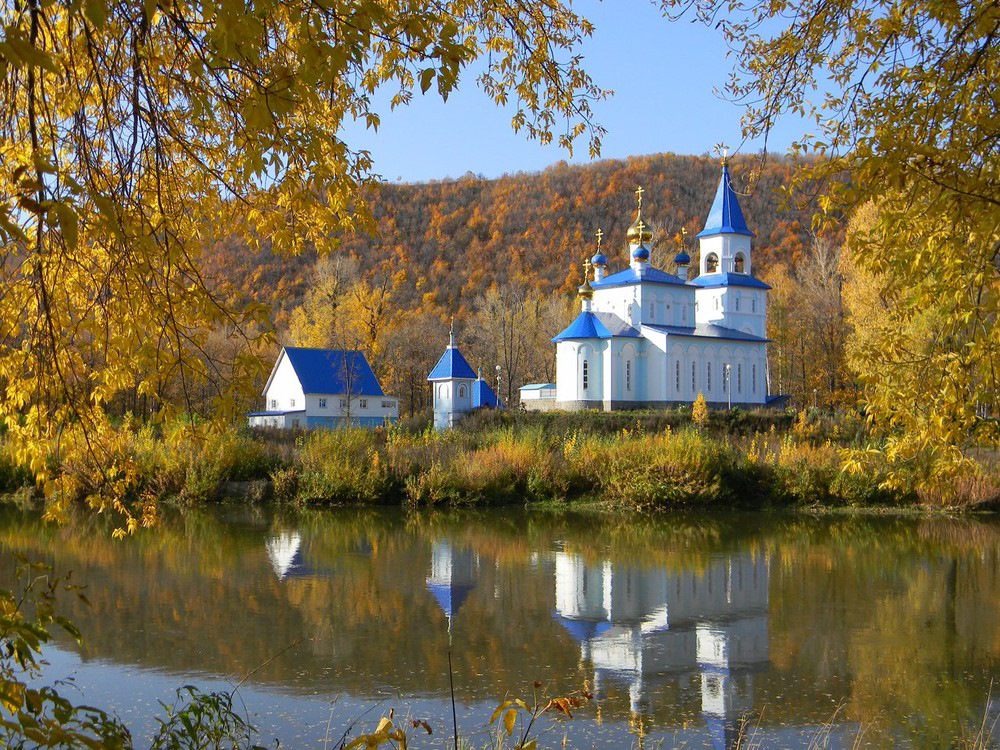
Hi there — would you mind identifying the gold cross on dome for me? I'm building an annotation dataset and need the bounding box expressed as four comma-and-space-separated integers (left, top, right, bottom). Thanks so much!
634, 186, 645, 212
595, 228, 603, 249
584, 258, 593, 279
636, 219, 646, 238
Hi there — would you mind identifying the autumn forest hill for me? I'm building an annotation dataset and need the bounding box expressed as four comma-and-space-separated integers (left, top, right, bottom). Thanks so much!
204, 152, 835, 332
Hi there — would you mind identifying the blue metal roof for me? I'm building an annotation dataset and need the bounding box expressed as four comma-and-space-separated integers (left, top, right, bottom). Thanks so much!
697, 164, 755, 238
247, 409, 306, 416
690, 272, 771, 290
594, 312, 642, 337
552, 311, 614, 342
473, 378, 501, 408
593, 266, 686, 288
427, 346, 477, 381
520, 383, 556, 391
282, 347, 386, 396
645, 323, 770, 343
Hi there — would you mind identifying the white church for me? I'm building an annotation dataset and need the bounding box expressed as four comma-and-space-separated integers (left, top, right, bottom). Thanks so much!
529, 157, 781, 411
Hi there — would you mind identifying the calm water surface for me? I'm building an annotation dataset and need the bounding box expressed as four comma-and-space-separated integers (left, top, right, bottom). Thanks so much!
1, 507, 999, 749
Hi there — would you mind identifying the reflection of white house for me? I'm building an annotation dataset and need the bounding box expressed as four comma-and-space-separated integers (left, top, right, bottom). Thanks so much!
248, 346, 398, 428
533, 159, 786, 412
553, 548, 769, 748
265, 531, 305, 580
426, 539, 480, 628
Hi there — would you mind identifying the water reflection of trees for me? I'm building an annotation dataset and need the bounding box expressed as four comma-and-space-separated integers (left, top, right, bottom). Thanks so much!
0, 508, 997, 747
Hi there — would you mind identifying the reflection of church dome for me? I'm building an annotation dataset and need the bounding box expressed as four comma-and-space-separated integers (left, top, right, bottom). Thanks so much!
426, 540, 479, 625
553, 613, 613, 643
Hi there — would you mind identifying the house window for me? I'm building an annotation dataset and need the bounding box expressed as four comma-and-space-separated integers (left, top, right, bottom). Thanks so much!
625, 361, 631, 392
582, 360, 589, 390
292, 418, 300, 428
270, 399, 277, 409
382, 400, 394, 408
691, 361, 696, 391
675, 361, 680, 392
290, 398, 295, 408
458, 385, 466, 398
707, 362, 712, 391
737, 364, 742, 393
360, 398, 368, 409
340, 398, 348, 408
319, 398, 327, 408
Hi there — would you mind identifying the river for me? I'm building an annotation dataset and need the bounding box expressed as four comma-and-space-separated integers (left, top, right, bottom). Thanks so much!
1, 506, 998, 748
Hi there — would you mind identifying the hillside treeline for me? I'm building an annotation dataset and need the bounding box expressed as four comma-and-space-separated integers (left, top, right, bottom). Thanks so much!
206, 152, 823, 328
194, 152, 841, 415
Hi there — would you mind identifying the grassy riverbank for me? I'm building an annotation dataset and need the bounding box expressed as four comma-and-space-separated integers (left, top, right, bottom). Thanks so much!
5, 408, 997, 512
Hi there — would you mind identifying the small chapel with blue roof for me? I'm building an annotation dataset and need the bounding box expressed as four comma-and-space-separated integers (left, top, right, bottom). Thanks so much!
544, 157, 778, 411
428, 326, 502, 429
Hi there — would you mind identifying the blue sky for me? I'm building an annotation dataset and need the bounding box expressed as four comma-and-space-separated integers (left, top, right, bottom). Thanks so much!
338, 1, 810, 184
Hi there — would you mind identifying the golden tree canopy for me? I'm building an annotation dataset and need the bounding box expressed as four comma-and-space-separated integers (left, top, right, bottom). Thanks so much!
663, 0, 1000, 492
0, 0, 606, 524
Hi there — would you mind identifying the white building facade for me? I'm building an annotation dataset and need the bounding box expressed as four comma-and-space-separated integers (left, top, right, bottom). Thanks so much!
248, 346, 398, 428
543, 160, 779, 411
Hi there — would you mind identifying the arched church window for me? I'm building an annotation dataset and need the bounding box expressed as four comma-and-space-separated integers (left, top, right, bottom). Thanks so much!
706, 253, 719, 273
459, 384, 466, 398
752, 297, 757, 313
737, 363, 742, 393
707, 362, 712, 391
582, 360, 589, 391
752, 364, 757, 393
734, 253, 745, 273
675, 361, 680, 392
625, 361, 632, 392
691, 361, 696, 391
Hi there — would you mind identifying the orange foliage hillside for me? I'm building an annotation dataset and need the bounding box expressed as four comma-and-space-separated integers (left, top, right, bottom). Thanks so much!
203, 152, 830, 332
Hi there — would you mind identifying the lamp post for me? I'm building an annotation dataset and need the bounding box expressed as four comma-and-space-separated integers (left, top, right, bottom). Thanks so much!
725, 363, 732, 410
813, 388, 818, 410
496, 365, 503, 408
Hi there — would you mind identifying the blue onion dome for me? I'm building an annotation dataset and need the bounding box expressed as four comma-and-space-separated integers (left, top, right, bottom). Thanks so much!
632, 246, 650, 261
674, 250, 691, 266
591, 252, 608, 267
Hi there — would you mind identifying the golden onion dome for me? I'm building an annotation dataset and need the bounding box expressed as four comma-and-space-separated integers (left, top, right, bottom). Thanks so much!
577, 279, 594, 300
626, 215, 653, 244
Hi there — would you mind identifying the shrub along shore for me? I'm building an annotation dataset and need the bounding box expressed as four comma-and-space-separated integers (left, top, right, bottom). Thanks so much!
2, 409, 999, 512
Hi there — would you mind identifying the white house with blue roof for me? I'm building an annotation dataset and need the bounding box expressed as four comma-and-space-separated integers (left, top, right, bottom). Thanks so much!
428, 328, 501, 429
248, 346, 398, 428
544, 158, 779, 411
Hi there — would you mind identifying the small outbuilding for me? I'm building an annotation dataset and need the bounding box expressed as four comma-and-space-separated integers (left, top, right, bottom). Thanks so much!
248, 346, 398, 429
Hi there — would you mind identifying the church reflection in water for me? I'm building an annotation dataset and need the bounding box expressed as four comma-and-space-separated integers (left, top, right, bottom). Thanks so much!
553, 547, 769, 749
417, 532, 770, 749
